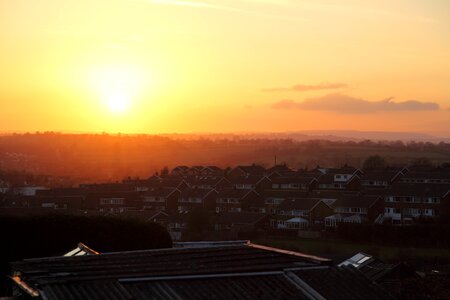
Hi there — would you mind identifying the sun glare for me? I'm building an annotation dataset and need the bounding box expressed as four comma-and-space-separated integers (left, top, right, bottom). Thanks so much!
90, 65, 143, 115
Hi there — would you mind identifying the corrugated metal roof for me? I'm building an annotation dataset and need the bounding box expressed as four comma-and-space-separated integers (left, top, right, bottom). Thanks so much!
294, 266, 395, 300
11, 243, 394, 300
12, 243, 326, 286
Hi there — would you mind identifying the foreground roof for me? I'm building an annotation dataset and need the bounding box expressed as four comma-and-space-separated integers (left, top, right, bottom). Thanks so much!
11, 242, 393, 300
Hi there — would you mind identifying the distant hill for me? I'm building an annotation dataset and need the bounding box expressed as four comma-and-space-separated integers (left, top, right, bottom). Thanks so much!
162, 130, 449, 143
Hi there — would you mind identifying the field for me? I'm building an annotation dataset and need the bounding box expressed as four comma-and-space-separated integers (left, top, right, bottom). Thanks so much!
255, 237, 450, 266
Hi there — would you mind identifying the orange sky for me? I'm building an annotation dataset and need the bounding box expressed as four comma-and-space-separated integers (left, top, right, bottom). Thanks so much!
0, 0, 449, 136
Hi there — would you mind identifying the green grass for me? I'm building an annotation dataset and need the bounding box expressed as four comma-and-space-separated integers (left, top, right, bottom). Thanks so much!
254, 237, 450, 263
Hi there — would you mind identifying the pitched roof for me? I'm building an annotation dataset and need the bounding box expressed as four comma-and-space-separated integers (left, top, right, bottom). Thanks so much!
332, 195, 381, 208
11, 242, 396, 300
317, 174, 336, 184
11, 242, 329, 285
185, 176, 227, 186
277, 198, 323, 211
293, 266, 394, 300
180, 188, 216, 199
360, 171, 401, 182
229, 175, 267, 185
400, 171, 450, 180
271, 176, 317, 185
217, 189, 256, 199
234, 165, 266, 175
144, 188, 179, 198
386, 183, 450, 197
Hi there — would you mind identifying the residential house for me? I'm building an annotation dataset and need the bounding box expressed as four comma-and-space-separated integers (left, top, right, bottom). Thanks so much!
266, 176, 318, 192
273, 198, 333, 230
170, 166, 189, 176
142, 188, 180, 212
178, 188, 218, 212
325, 195, 384, 227
360, 170, 403, 189
229, 175, 270, 192
227, 164, 266, 179
397, 171, 450, 184
383, 183, 450, 224
185, 176, 230, 190
187, 166, 204, 176
88, 191, 142, 212
216, 189, 265, 213
199, 166, 224, 177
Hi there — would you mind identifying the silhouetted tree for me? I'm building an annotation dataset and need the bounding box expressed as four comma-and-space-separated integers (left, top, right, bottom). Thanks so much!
410, 157, 432, 167
362, 155, 386, 170
160, 166, 169, 177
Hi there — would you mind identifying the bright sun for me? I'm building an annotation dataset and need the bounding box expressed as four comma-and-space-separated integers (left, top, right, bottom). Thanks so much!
91, 65, 143, 114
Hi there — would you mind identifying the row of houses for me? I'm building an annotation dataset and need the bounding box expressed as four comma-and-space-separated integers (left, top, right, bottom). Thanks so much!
1, 164, 449, 231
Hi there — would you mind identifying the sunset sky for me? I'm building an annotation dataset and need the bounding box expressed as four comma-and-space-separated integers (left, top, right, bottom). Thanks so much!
1, 0, 449, 136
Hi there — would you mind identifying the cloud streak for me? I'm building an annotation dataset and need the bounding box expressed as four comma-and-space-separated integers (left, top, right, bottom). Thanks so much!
272, 94, 440, 113
263, 82, 348, 92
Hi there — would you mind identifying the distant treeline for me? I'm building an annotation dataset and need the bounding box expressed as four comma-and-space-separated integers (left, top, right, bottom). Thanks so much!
0, 132, 449, 183
0, 214, 172, 295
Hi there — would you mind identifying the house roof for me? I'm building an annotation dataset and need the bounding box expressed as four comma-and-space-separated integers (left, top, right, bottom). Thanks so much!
144, 188, 179, 198
87, 191, 141, 200
10, 242, 396, 300
261, 190, 310, 199
35, 188, 87, 197
309, 190, 359, 199
81, 183, 136, 192
104, 210, 167, 222
270, 176, 317, 185
229, 175, 267, 185
360, 171, 401, 182
400, 171, 450, 180
172, 166, 189, 171
233, 165, 266, 175
332, 195, 381, 209
266, 164, 292, 174
217, 188, 256, 199
180, 188, 216, 199
202, 166, 223, 172
293, 266, 394, 300
386, 183, 450, 197
185, 176, 227, 187
277, 198, 324, 212
11, 242, 329, 285
317, 174, 336, 184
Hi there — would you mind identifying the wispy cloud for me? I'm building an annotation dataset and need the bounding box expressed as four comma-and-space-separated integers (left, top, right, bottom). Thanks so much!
272, 94, 440, 113
263, 82, 347, 92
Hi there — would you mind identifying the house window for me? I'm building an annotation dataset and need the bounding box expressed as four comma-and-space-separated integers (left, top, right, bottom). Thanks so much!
100, 198, 124, 205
